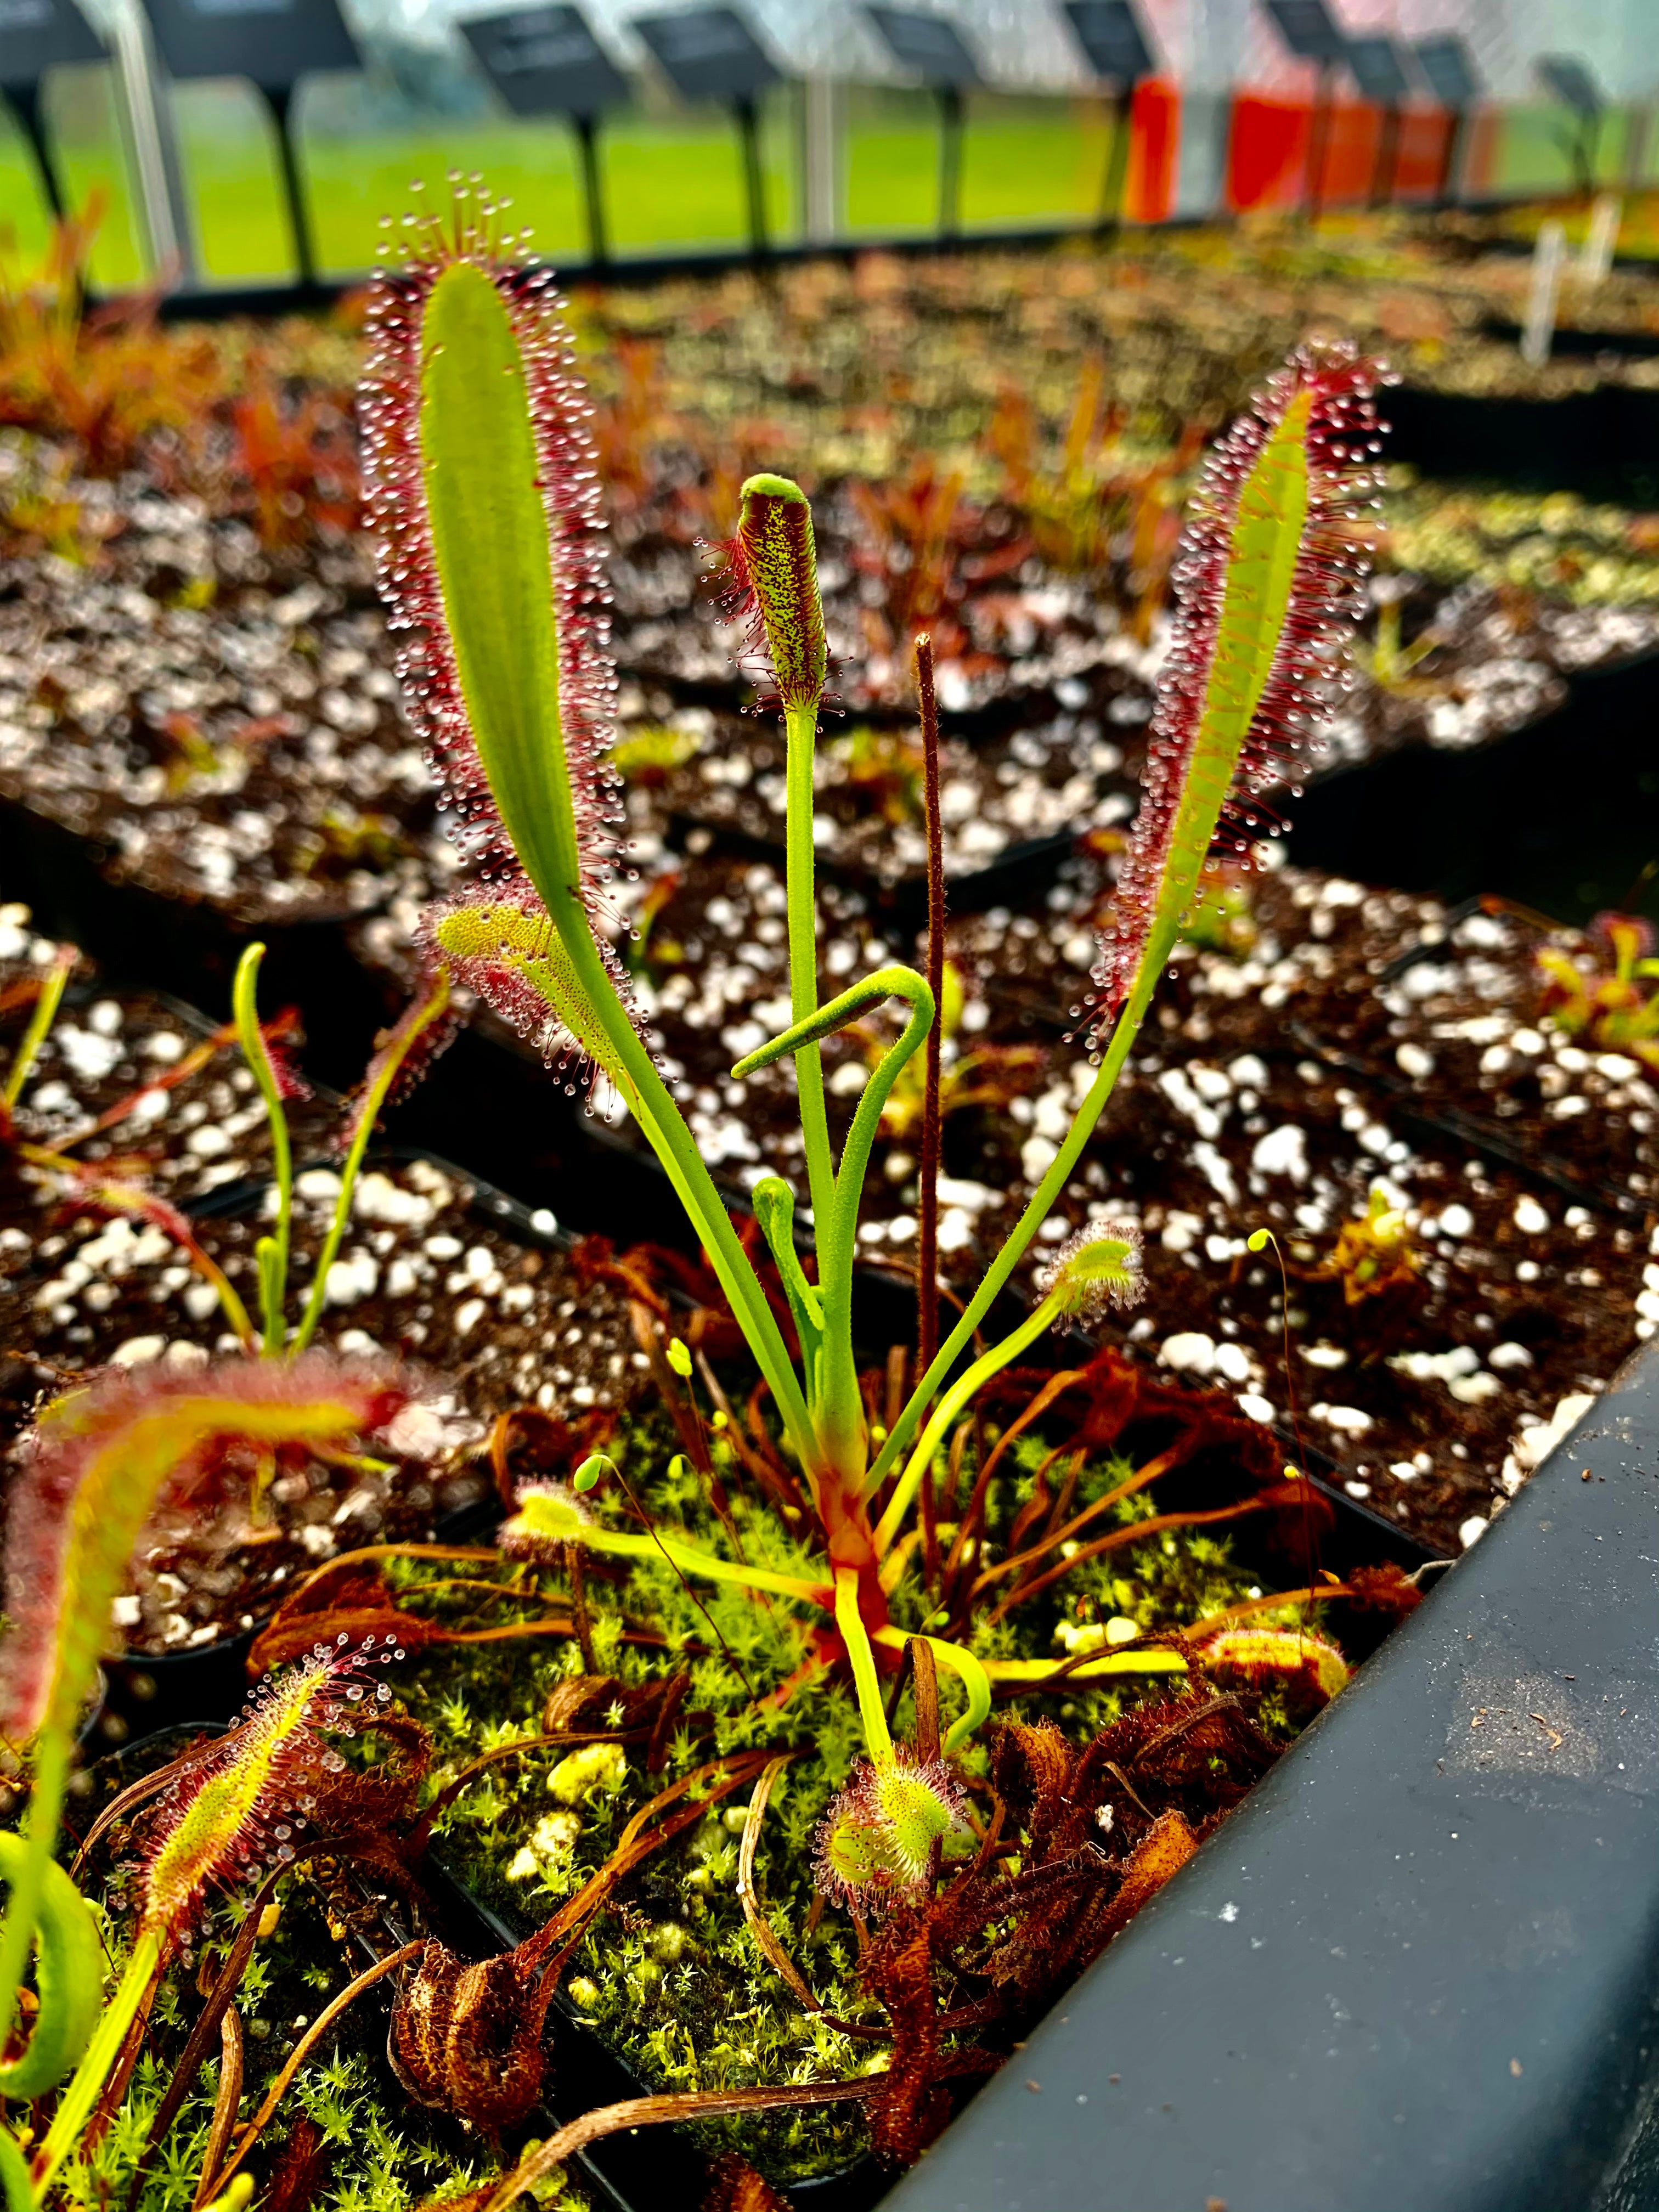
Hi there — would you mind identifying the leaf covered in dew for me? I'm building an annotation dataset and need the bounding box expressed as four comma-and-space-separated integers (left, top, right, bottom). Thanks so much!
814, 1750, 968, 1910
1198, 1624, 1351, 1717
1038, 1220, 1146, 1320
1090, 340, 1390, 1035
0, 1352, 415, 1746
136, 1635, 404, 1938
362, 188, 650, 1088
428, 891, 639, 1100
496, 1480, 590, 1563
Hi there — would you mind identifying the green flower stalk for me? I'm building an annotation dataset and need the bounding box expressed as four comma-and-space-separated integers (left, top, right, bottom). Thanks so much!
0, 1362, 413, 2183
361, 199, 1385, 1823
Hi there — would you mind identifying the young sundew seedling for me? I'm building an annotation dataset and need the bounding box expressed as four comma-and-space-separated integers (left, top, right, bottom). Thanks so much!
0, 1357, 414, 2194
360, 187, 1386, 1894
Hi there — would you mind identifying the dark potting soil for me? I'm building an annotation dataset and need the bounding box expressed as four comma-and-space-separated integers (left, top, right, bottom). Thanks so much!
0, 1156, 646, 1656
0, 912, 338, 1231
0, 447, 446, 923
635, 699, 1144, 894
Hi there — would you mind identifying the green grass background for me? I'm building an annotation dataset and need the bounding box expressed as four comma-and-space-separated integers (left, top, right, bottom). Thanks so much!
0, 74, 1111, 291
2, 70, 1651, 297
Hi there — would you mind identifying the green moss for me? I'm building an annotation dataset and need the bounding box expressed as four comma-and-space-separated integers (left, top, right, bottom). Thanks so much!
53, 1879, 580, 2212
387, 1399, 1306, 2187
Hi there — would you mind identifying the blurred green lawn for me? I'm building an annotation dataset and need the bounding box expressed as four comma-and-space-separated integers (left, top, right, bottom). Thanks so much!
0, 74, 1110, 293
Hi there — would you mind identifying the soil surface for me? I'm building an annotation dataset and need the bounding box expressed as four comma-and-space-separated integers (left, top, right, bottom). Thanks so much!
0, 909, 337, 1229
0, 1151, 644, 1655
0, 448, 449, 924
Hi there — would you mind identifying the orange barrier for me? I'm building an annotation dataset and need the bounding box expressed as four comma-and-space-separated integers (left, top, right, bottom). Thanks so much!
1226, 92, 1457, 211
1125, 77, 1180, 223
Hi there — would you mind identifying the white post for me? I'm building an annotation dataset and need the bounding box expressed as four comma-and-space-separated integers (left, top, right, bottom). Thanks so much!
1520, 219, 1565, 367
803, 73, 842, 246
108, 0, 194, 289
1579, 191, 1621, 286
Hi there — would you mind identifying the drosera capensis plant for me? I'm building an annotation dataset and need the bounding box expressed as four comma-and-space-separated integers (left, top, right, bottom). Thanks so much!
1536, 909, 1659, 1076
24, 1634, 405, 2204
0, 945, 452, 2198
360, 183, 1387, 1883
0, 1348, 416, 2200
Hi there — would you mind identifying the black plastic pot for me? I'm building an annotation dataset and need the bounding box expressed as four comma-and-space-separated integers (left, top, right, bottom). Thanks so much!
882, 1340, 1659, 2212
1288, 642, 1659, 931
0, 793, 392, 1090
1386, 381, 1659, 506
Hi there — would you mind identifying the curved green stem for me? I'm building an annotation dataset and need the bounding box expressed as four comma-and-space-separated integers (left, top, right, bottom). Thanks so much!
3, 952, 72, 1111
834, 1566, 893, 1764
785, 698, 836, 1254
33, 1923, 162, 2197
560, 913, 819, 1472
871, 1290, 1064, 1551
751, 1177, 824, 1379
232, 943, 293, 1357
290, 975, 452, 1357
572, 1521, 825, 1606
866, 935, 1169, 1499
740, 965, 934, 1488
0, 2125, 32, 2211
0, 1726, 71, 2083
874, 1627, 991, 1754
0, 1832, 103, 2103
982, 1651, 1189, 1684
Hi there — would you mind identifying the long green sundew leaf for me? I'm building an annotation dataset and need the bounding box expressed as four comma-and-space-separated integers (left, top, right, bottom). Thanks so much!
434, 900, 632, 1092
870, 342, 1387, 1503
732, 482, 831, 1184
419, 261, 579, 913
833, 1566, 894, 1765
0, 1356, 411, 1753
1127, 387, 1310, 1005
731, 476, 835, 1267
500, 1486, 825, 1604
233, 943, 294, 1356
367, 215, 819, 1472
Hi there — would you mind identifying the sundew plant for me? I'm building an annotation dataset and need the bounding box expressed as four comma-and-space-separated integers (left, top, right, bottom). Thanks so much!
0, 944, 446, 2199
362, 188, 1387, 1897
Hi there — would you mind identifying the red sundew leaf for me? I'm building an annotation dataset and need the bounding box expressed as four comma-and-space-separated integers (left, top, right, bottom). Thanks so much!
0, 1350, 416, 1745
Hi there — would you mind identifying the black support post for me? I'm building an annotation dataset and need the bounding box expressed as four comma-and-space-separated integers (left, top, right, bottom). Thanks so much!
1304, 54, 1335, 221
573, 110, 607, 266
733, 93, 768, 257
1096, 82, 1134, 234
8, 80, 64, 222
259, 81, 317, 286
936, 81, 964, 238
